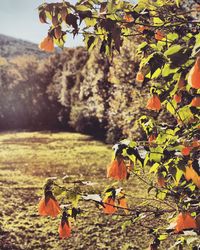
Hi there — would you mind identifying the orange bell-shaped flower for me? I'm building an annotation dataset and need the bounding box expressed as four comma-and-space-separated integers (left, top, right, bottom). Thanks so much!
155, 30, 165, 41
185, 161, 200, 188
192, 139, 200, 148
177, 78, 185, 90
173, 93, 182, 103
157, 175, 165, 188
137, 25, 149, 33
185, 162, 195, 182
124, 13, 134, 22
38, 191, 61, 218
119, 197, 129, 214
190, 97, 200, 107
39, 35, 54, 52
175, 212, 197, 233
188, 57, 200, 89
107, 158, 127, 180
136, 71, 145, 84
58, 212, 71, 239
148, 134, 156, 143
146, 95, 161, 111
103, 197, 117, 214
181, 146, 192, 156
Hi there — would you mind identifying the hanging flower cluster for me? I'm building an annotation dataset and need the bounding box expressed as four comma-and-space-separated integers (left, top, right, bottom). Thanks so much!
37, 0, 200, 248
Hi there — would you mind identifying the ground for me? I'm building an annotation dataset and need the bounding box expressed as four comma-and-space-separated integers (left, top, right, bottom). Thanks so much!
0, 132, 175, 250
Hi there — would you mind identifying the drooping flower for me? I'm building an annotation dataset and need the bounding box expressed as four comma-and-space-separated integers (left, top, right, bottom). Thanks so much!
177, 78, 185, 90
192, 139, 200, 148
107, 158, 127, 180
181, 146, 192, 156
148, 134, 156, 143
157, 174, 165, 188
190, 97, 200, 107
118, 197, 129, 214
185, 164, 196, 181
58, 211, 71, 239
175, 212, 197, 233
173, 93, 182, 103
38, 190, 61, 218
188, 57, 200, 89
155, 30, 165, 41
103, 197, 117, 214
39, 35, 54, 52
185, 160, 200, 188
137, 25, 149, 33
136, 71, 145, 85
146, 95, 161, 111
124, 13, 134, 22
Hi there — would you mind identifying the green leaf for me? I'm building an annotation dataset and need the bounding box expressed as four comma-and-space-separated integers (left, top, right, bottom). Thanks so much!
149, 163, 160, 173
167, 33, 179, 41
162, 63, 179, 77
149, 146, 163, 162
175, 0, 180, 7
166, 100, 177, 115
127, 153, 136, 165
151, 68, 161, 79
143, 153, 149, 167
84, 17, 97, 27
178, 106, 193, 123
76, 4, 90, 11
157, 190, 167, 200
137, 42, 148, 53
175, 168, 184, 186
158, 234, 168, 241
153, 17, 164, 26
164, 45, 181, 57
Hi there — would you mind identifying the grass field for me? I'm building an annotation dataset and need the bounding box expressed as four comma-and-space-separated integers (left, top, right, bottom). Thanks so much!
0, 132, 172, 250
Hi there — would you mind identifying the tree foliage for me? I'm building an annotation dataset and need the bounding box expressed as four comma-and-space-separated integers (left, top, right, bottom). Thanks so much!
37, 0, 200, 248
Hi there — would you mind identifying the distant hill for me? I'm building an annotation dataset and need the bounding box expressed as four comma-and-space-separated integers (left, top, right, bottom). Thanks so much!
0, 34, 49, 59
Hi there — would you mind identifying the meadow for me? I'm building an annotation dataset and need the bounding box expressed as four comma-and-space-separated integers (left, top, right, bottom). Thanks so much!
0, 132, 173, 250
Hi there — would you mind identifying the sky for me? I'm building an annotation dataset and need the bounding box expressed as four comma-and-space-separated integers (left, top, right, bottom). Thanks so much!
0, 0, 83, 47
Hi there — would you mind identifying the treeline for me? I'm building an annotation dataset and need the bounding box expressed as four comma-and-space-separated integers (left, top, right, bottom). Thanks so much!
0, 41, 174, 143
